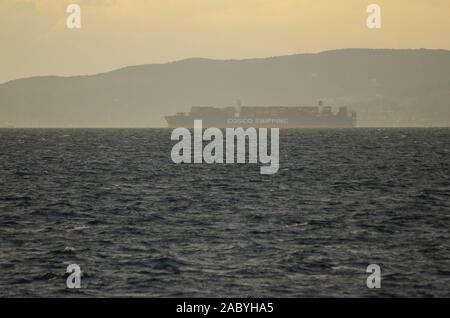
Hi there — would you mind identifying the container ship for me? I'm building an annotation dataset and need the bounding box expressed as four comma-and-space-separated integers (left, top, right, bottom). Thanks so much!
165, 104, 356, 128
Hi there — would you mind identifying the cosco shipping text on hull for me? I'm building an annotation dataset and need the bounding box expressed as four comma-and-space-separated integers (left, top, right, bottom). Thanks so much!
166, 105, 357, 128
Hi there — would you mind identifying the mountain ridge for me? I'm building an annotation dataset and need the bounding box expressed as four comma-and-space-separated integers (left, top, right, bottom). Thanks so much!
5, 48, 449, 85
1, 48, 450, 127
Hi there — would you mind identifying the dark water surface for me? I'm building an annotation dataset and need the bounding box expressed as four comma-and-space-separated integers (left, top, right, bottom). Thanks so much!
0, 128, 449, 297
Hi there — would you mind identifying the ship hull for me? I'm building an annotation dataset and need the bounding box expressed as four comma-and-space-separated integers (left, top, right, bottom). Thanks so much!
166, 115, 355, 128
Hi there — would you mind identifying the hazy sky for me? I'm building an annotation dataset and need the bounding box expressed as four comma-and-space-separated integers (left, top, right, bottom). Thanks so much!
1, 0, 450, 83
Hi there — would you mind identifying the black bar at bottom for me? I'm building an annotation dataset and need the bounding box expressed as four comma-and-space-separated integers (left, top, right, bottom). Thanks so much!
0, 298, 446, 315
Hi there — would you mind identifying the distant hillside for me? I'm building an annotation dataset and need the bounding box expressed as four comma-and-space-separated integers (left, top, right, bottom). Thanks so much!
1, 48, 450, 127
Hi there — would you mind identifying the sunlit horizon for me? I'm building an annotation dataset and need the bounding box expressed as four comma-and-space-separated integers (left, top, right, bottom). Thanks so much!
1, 0, 450, 83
